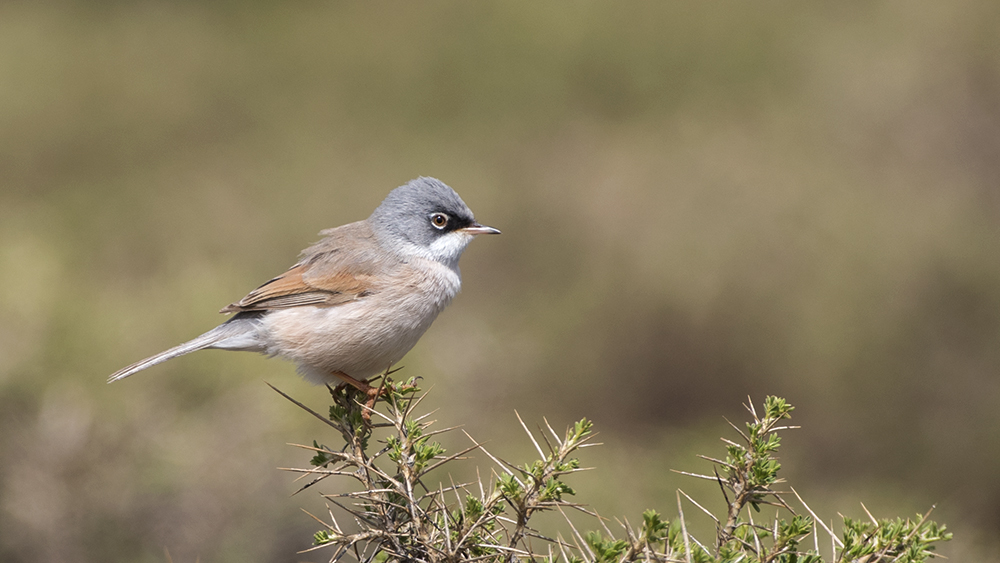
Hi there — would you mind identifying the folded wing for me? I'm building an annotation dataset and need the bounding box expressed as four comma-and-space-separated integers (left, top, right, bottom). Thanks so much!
220, 221, 395, 314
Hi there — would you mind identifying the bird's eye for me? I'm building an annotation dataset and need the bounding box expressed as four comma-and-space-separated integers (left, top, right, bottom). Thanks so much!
430, 213, 449, 229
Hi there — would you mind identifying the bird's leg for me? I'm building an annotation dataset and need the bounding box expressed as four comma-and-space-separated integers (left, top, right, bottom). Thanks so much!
330, 371, 374, 394
329, 370, 420, 423
329, 371, 386, 423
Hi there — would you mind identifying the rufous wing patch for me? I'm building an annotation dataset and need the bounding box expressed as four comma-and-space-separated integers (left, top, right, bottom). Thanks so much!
219, 262, 376, 313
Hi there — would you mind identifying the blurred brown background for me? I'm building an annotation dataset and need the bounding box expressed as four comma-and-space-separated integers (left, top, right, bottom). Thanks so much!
2, 2, 999, 561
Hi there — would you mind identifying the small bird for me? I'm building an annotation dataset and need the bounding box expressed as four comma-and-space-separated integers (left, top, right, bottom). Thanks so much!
108, 177, 500, 394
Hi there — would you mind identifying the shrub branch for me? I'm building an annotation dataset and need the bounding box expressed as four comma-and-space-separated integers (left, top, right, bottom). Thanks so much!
273, 377, 951, 563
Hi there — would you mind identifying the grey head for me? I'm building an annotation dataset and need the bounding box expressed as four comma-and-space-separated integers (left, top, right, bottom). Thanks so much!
368, 177, 500, 267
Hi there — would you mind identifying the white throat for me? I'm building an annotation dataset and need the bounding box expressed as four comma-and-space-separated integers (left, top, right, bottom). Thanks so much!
396, 231, 474, 273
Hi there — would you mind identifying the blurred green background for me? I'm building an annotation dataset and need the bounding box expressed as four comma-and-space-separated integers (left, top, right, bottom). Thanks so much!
2, 1, 999, 561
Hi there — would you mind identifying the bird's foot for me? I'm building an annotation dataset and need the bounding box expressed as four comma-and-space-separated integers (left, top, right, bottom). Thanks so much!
329, 372, 418, 425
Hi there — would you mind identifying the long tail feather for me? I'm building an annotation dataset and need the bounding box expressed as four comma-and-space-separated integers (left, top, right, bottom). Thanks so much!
107, 330, 225, 383
107, 316, 264, 383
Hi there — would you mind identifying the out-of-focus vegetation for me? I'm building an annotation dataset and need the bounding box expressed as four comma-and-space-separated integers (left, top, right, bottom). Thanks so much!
1, 2, 998, 562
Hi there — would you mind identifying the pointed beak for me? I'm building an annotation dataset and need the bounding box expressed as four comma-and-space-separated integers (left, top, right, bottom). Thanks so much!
461, 222, 501, 236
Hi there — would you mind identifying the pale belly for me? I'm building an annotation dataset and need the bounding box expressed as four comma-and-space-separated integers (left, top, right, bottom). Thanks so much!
260, 263, 461, 384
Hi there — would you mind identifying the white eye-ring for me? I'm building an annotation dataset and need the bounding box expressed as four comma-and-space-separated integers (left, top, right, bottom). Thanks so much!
430, 213, 449, 230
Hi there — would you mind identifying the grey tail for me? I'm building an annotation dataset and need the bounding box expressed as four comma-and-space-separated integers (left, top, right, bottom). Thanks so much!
107, 315, 264, 383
